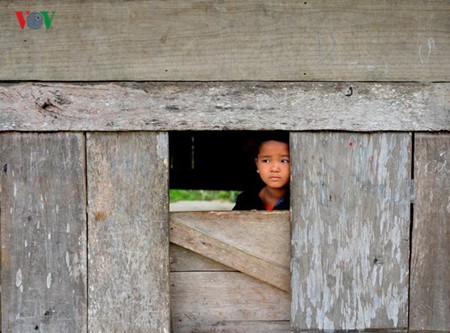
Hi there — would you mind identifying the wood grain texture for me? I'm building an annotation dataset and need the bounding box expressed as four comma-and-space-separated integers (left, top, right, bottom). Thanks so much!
170, 244, 235, 272
170, 272, 290, 333
1, 82, 449, 132
409, 331, 449, 333
0, 1, 449, 81
172, 321, 290, 333
410, 134, 450, 332
87, 132, 170, 333
169, 213, 290, 332
170, 211, 290, 291
0, 133, 87, 332
290, 132, 411, 330
292, 330, 406, 333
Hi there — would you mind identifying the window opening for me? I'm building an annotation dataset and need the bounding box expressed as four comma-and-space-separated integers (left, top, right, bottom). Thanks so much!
169, 130, 289, 211
169, 131, 292, 332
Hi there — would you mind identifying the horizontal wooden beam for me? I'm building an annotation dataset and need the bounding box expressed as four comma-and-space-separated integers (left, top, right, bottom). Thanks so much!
0, 1, 449, 81
170, 272, 290, 332
1, 82, 448, 131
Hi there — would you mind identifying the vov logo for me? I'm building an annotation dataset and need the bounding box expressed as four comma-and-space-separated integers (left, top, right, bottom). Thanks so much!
15, 11, 55, 30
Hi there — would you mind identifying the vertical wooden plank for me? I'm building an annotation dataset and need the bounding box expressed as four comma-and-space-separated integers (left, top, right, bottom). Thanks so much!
290, 132, 411, 330
0, 133, 87, 332
410, 134, 450, 332
87, 132, 170, 332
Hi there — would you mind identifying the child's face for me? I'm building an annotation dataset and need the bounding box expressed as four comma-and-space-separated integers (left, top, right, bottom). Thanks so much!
255, 140, 290, 190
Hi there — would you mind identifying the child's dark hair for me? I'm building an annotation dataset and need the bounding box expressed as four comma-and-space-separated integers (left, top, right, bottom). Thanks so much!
253, 131, 289, 157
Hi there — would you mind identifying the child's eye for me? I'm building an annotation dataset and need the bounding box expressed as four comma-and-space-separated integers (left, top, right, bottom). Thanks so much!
262, 159, 270, 163
281, 159, 290, 163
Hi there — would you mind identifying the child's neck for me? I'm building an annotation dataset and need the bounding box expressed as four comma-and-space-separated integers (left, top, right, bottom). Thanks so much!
259, 186, 286, 210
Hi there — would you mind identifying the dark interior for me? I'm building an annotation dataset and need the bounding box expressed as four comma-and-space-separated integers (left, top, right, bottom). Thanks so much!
169, 131, 284, 191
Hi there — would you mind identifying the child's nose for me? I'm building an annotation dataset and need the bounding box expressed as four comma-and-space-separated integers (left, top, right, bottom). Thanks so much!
271, 163, 280, 171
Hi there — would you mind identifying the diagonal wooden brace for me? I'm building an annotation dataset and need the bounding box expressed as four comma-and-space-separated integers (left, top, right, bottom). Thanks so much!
169, 211, 290, 292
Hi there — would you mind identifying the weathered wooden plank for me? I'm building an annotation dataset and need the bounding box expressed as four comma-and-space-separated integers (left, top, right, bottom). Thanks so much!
170, 272, 290, 333
0, 133, 87, 332
410, 134, 450, 332
1, 82, 448, 132
290, 132, 411, 330
0, 1, 449, 81
173, 321, 291, 333
87, 132, 170, 333
170, 244, 235, 272
292, 330, 406, 333
170, 211, 290, 291
171, 211, 290, 268
409, 331, 449, 333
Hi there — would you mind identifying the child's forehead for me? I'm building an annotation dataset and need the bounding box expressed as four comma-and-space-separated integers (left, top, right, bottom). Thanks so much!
258, 140, 290, 153
260, 140, 289, 148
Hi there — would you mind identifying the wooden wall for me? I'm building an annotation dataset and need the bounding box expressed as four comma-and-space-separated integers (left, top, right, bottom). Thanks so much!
1, 132, 448, 332
0, 0, 449, 332
1, 133, 171, 332
0, 1, 449, 81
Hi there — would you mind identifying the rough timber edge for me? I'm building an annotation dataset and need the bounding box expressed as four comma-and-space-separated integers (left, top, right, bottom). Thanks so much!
0, 82, 448, 132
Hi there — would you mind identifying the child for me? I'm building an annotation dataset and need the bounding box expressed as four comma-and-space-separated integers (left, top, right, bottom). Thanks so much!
233, 132, 290, 210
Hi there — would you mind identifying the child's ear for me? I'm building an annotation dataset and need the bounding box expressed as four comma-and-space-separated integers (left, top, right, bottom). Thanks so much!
255, 159, 260, 173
